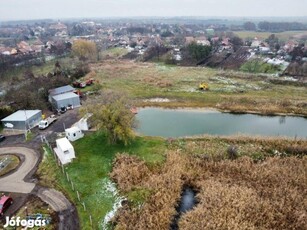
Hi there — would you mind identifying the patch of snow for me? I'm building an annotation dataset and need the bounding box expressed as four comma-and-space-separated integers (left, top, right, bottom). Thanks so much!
144, 98, 171, 103
100, 179, 126, 230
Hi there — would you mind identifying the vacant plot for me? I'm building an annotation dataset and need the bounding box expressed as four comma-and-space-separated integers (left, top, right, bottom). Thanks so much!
111, 137, 307, 230
90, 60, 307, 116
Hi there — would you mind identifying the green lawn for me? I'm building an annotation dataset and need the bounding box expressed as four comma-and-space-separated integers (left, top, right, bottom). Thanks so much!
38, 132, 166, 230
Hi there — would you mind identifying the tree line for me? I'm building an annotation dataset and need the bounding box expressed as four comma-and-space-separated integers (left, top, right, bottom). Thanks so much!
243, 21, 307, 32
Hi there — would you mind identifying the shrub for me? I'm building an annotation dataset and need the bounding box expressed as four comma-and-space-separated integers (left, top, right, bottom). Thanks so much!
227, 145, 238, 160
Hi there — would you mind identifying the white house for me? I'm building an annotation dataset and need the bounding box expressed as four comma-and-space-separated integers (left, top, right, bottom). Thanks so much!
251, 39, 261, 48
65, 127, 84, 142
54, 138, 75, 165
196, 39, 211, 46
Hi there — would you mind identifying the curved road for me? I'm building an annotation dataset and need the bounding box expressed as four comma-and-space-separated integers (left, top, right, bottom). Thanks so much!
0, 147, 37, 193
0, 147, 79, 229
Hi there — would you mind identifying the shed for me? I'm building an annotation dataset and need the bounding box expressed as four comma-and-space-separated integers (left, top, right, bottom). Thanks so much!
1, 110, 42, 131
51, 92, 81, 110
73, 114, 92, 131
49, 85, 75, 96
48, 85, 75, 102
65, 126, 84, 142
53, 138, 75, 165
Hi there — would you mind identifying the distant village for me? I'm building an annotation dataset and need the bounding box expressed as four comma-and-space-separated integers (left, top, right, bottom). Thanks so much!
0, 19, 306, 78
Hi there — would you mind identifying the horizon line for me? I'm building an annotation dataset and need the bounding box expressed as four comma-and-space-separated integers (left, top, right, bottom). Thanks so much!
1, 15, 307, 23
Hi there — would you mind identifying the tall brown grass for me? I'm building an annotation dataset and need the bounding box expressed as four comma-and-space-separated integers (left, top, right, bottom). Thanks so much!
111, 138, 307, 230
179, 156, 307, 230
111, 151, 187, 230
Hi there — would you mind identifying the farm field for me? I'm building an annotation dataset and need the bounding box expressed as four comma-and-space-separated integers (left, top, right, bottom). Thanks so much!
234, 30, 307, 41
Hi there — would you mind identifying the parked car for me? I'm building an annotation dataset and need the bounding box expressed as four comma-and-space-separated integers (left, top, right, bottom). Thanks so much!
60, 106, 67, 114
0, 135, 5, 142
0, 195, 13, 216
67, 104, 74, 110
38, 115, 57, 130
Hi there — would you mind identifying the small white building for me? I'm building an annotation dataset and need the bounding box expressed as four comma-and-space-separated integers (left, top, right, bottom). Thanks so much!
54, 138, 75, 165
73, 114, 92, 131
65, 127, 84, 142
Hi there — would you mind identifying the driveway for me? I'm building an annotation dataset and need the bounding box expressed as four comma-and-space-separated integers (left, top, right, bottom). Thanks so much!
0, 147, 38, 193
0, 144, 80, 229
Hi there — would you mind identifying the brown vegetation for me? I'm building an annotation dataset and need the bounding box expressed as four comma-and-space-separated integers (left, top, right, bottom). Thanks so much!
180, 156, 306, 230
111, 137, 307, 230
111, 151, 187, 230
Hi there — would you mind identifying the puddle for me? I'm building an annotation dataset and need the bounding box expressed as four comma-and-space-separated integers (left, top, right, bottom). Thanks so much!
170, 186, 197, 230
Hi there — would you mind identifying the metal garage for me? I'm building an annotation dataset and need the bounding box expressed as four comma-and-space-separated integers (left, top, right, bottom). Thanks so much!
1, 110, 42, 131
51, 92, 81, 110
48, 85, 75, 103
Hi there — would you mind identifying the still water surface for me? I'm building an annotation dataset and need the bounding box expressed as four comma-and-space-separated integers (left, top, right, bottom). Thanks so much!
136, 108, 307, 138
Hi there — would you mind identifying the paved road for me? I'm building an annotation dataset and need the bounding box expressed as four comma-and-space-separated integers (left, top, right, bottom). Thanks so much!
0, 147, 38, 193
0, 136, 80, 229
0, 110, 81, 229
0, 146, 73, 211
36, 187, 73, 212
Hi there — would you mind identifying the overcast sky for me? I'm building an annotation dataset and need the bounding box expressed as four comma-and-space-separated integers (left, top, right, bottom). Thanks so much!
0, 0, 306, 21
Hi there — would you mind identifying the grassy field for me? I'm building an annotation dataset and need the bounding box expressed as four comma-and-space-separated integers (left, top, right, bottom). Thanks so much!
37, 133, 166, 230
2, 47, 306, 116
99, 47, 130, 60
90, 60, 307, 116
111, 137, 307, 230
234, 30, 307, 41
0, 155, 20, 177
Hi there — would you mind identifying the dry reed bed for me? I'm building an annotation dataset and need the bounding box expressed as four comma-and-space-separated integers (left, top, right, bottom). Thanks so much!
180, 156, 306, 230
111, 152, 187, 229
111, 137, 307, 230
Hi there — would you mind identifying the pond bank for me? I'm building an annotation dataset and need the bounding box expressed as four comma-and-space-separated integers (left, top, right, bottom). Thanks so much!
136, 103, 307, 118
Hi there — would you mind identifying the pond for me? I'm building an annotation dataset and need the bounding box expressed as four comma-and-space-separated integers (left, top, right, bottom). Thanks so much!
135, 108, 307, 138
170, 186, 197, 230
